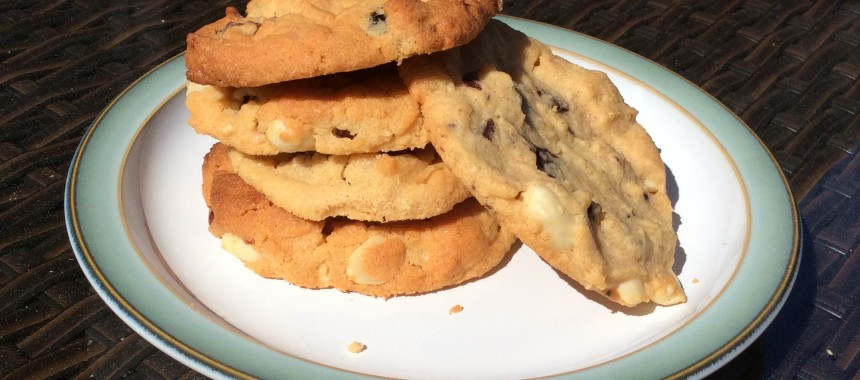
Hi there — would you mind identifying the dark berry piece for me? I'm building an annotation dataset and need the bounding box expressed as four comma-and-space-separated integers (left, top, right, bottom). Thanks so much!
532, 146, 559, 178
587, 202, 604, 224
218, 20, 261, 35
463, 71, 482, 90
370, 10, 386, 25
551, 97, 569, 114
332, 128, 356, 139
536, 87, 569, 114
481, 119, 495, 140
221, 21, 242, 31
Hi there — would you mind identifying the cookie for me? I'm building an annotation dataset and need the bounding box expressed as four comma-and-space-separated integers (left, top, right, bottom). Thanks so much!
202, 144, 515, 298
226, 143, 471, 222
186, 0, 502, 87
186, 64, 430, 155
397, 20, 685, 307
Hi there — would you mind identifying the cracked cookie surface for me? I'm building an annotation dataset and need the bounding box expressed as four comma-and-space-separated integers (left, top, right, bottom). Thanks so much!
397, 20, 685, 307
186, 0, 502, 87
186, 64, 429, 155
202, 143, 515, 297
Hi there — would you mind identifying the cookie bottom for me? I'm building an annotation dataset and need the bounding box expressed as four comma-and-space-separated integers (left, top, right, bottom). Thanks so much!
202, 143, 515, 297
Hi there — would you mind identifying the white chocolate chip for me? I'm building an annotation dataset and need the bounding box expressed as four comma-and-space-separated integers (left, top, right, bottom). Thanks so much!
374, 154, 399, 176
616, 278, 646, 305
643, 178, 658, 193
266, 119, 316, 152
221, 233, 261, 262
317, 264, 331, 285
347, 236, 404, 285
523, 184, 575, 249
186, 82, 207, 93
650, 272, 686, 305
234, 22, 260, 36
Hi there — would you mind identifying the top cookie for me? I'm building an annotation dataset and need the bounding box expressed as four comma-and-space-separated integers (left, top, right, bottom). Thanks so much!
398, 20, 685, 307
186, 0, 502, 87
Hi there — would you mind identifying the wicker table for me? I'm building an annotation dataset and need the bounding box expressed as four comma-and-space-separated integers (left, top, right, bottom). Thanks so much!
1, 0, 857, 378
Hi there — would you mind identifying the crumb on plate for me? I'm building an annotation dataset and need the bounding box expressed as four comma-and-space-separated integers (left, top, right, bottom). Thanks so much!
449, 304, 464, 315
347, 341, 367, 354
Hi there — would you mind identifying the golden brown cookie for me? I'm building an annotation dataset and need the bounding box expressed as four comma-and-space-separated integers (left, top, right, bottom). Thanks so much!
397, 20, 685, 307
186, 64, 429, 155
186, 0, 502, 87
202, 143, 515, 298
226, 143, 471, 222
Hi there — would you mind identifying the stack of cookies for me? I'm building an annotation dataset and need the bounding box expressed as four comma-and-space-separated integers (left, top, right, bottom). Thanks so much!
187, 0, 513, 298
186, 0, 687, 306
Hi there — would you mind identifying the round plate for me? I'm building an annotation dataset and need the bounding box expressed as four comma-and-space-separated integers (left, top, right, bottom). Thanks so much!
65, 17, 799, 379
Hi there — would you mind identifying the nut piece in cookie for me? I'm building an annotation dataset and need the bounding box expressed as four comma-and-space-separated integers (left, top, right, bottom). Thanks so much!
186, 0, 502, 87
398, 20, 686, 307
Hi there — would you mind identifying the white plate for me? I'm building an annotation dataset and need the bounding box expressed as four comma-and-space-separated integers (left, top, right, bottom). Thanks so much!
65, 17, 799, 379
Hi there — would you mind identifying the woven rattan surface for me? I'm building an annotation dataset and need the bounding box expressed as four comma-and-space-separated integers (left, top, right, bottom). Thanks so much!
1, 0, 857, 378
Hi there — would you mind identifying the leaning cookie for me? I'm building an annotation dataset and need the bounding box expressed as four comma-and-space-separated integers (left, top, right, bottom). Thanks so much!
398, 20, 685, 307
186, 0, 502, 87
202, 144, 515, 298
226, 143, 471, 222
186, 64, 430, 155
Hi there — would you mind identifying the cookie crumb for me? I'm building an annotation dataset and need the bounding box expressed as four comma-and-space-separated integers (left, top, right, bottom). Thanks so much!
449, 304, 464, 314
347, 341, 367, 354
692, 278, 700, 284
